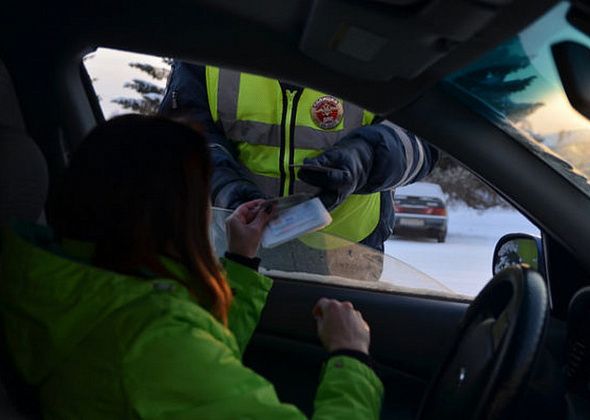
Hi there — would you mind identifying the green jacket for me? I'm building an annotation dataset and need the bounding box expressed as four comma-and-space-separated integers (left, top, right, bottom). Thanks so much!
0, 223, 383, 419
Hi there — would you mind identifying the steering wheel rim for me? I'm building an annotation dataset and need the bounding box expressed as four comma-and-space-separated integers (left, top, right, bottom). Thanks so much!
418, 265, 549, 420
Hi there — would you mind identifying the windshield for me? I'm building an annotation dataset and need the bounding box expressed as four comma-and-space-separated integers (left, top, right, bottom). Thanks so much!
210, 207, 465, 300
446, 1, 590, 195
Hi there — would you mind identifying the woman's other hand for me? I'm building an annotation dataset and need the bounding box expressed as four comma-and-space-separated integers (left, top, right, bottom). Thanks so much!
312, 298, 371, 354
226, 199, 275, 258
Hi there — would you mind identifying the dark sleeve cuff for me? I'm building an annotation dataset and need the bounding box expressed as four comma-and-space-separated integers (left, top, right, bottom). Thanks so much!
224, 252, 261, 271
329, 349, 373, 369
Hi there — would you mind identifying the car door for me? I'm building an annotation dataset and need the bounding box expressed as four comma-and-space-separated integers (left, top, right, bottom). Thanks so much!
208, 203, 537, 418
245, 273, 468, 417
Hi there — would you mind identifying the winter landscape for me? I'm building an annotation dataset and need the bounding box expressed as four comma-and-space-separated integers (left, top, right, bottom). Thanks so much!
385, 204, 539, 297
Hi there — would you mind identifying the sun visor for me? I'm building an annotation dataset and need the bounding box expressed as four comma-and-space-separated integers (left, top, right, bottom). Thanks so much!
299, 0, 503, 81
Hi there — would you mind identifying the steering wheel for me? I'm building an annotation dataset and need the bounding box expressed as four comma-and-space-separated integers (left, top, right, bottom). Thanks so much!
418, 265, 549, 420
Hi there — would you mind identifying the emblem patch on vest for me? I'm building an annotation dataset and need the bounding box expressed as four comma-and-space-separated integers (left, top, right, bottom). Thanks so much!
311, 96, 344, 129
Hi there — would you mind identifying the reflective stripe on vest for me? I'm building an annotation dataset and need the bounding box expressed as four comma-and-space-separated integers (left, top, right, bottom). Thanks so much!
206, 66, 380, 243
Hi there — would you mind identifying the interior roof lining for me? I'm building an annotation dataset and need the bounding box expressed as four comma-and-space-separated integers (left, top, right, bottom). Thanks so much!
0, 0, 560, 115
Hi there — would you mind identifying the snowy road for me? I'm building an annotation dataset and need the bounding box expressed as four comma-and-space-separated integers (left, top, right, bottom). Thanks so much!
384, 206, 540, 297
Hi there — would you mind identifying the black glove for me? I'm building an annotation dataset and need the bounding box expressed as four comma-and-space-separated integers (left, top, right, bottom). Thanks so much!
214, 180, 268, 210
298, 135, 373, 210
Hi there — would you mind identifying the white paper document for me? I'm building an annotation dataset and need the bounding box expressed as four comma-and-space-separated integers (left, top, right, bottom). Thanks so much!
261, 197, 332, 248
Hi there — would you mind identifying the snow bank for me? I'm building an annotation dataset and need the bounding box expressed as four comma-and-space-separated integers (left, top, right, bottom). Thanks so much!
385, 205, 539, 297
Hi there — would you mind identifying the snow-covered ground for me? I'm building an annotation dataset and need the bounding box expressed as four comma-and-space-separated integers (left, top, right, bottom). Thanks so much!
384, 205, 540, 297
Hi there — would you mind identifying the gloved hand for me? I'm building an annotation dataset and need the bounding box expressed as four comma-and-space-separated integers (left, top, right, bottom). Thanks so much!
214, 179, 268, 210
298, 135, 373, 210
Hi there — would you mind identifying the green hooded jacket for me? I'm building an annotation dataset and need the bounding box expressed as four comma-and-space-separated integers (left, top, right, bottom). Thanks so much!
0, 223, 383, 419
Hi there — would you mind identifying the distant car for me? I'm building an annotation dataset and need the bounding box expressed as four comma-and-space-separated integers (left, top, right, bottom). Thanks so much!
393, 182, 448, 243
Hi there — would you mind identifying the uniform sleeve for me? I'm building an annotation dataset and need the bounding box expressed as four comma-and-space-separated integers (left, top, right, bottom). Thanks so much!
354, 120, 439, 193
158, 60, 225, 144
122, 312, 383, 420
158, 61, 264, 207
222, 258, 272, 355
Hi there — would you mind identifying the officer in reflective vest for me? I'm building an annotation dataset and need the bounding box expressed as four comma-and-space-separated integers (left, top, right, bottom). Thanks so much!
159, 61, 438, 252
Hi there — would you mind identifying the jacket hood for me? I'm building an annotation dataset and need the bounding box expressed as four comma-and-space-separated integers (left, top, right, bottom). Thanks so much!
0, 223, 161, 385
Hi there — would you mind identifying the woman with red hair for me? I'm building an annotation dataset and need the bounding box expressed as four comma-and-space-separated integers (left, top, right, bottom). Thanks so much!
0, 115, 383, 418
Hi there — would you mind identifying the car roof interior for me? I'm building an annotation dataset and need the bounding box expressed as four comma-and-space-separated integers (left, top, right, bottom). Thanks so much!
4, 0, 590, 293
2, 0, 559, 114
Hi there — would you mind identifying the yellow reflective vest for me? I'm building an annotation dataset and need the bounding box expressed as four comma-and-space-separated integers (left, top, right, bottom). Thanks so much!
205, 66, 381, 243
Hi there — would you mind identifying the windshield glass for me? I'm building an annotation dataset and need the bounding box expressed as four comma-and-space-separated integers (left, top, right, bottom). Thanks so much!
446, 1, 590, 194
211, 208, 465, 300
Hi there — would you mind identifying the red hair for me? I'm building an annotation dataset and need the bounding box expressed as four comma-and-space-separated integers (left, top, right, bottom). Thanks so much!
52, 115, 232, 325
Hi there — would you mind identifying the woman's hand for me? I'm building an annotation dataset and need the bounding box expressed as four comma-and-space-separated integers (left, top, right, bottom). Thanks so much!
312, 298, 371, 354
225, 199, 275, 258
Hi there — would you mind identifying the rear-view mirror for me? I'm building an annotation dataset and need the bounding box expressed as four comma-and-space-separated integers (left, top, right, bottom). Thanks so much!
551, 40, 590, 121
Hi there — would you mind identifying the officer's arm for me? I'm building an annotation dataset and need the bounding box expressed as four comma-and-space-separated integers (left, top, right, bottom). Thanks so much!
159, 61, 264, 208
355, 120, 439, 193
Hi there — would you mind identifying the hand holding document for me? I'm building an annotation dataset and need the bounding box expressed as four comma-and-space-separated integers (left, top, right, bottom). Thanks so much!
261, 195, 332, 248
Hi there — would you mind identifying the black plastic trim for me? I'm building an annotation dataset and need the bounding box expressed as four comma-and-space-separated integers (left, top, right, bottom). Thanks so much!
79, 62, 104, 124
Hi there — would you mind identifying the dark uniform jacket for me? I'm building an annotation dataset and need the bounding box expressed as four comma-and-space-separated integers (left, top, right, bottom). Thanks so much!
159, 61, 438, 251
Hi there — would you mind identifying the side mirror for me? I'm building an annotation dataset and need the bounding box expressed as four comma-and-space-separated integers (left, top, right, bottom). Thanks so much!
493, 233, 545, 278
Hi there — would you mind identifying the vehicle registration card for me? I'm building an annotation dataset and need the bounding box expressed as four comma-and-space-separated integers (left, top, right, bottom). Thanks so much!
261, 197, 332, 248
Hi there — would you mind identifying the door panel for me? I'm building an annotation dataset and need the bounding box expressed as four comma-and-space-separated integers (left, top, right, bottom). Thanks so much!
243, 278, 468, 417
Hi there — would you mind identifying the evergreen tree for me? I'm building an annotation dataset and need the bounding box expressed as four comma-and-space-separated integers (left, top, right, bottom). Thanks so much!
112, 58, 172, 115
452, 41, 544, 120
423, 38, 545, 209
424, 153, 509, 209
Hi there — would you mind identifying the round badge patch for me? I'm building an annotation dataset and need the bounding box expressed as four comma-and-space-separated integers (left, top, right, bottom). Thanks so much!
311, 96, 344, 129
